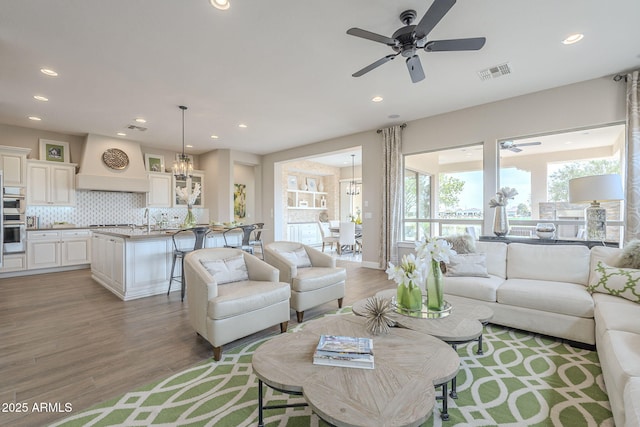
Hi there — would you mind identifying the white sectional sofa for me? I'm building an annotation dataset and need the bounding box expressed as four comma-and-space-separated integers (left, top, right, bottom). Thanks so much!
439, 241, 640, 427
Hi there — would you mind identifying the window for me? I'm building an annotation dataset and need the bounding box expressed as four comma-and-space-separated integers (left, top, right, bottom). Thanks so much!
498, 123, 625, 242
403, 144, 484, 240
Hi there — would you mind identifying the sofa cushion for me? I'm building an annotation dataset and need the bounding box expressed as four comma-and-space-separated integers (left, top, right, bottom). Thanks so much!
275, 247, 312, 268
616, 239, 640, 269
443, 274, 504, 302
200, 255, 249, 284
497, 278, 594, 318
506, 243, 590, 285
624, 377, 640, 427
292, 267, 346, 292
594, 299, 640, 335
445, 253, 489, 278
587, 262, 640, 304
589, 246, 623, 286
475, 241, 508, 279
207, 280, 290, 319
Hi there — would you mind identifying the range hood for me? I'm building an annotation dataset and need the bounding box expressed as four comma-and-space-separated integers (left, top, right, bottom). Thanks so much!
76, 134, 150, 192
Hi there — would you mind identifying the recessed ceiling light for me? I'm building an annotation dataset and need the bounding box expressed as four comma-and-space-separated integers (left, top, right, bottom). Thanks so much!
186, 145, 193, 148
211, 135, 219, 139
135, 118, 146, 123
238, 124, 247, 128
40, 68, 58, 77
28, 116, 42, 121
562, 33, 584, 45
210, 0, 230, 10
371, 96, 383, 103
33, 95, 49, 102
388, 114, 400, 119
117, 132, 126, 136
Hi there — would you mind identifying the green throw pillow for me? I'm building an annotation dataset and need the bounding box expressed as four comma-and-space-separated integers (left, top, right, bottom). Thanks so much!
587, 261, 640, 304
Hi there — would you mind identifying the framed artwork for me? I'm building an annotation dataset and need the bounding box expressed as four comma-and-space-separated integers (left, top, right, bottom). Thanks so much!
306, 177, 317, 192
287, 175, 298, 190
145, 153, 165, 172
234, 183, 247, 220
39, 139, 70, 163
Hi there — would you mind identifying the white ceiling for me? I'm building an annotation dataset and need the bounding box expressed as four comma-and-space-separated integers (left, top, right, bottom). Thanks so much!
1, 0, 639, 157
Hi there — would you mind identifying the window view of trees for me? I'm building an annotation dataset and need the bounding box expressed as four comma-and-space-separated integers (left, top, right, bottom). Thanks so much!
547, 159, 621, 202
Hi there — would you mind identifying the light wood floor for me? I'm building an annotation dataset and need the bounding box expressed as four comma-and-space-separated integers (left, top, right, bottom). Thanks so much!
0, 261, 391, 426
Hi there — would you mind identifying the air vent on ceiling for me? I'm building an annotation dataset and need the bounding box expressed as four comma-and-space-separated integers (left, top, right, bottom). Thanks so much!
477, 62, 512, 81
126, 124, 148, 132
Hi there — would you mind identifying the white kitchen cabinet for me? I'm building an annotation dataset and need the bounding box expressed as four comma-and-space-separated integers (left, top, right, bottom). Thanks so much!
287, 223, 321, 246
146, 172, 173, 208
27, 160, 76, 206
27, 229, 91, 270
91, 233, 125, 294
0, 146, 30, 187
0, 254, 27, 272
174, 171, 204, 207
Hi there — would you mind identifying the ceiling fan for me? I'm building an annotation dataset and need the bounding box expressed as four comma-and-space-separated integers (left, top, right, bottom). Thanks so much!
346, 0, 486, 83
500, 141, 542, 153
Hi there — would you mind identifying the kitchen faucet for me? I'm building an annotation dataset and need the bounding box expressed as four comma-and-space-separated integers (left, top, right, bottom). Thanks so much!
144, 208, 151, 233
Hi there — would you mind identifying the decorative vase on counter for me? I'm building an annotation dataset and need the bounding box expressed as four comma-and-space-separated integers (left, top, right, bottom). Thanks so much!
182, 205, 197, 228
426, 259, 445, 311
493, 205, 509, 237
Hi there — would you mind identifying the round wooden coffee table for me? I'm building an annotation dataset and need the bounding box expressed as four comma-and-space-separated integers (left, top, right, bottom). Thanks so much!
252, 314, 459, 427
353, 289, 494, 398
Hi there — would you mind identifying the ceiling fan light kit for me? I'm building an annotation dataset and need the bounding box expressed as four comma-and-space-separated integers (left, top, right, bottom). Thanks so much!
347, 0, 486, 83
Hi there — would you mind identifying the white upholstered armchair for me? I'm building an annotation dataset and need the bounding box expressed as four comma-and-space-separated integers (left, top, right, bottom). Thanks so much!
184, 248, 291, 361
264, 241, 346, 323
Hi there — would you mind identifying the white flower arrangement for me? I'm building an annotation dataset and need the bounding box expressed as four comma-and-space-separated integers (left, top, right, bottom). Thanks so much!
415, 237, 456, 264
489, 187, 518, 208
176, 182, 201, 206
385, 253, 423, 287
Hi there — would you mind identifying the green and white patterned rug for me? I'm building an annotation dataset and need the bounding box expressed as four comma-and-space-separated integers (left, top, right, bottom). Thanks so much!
52, 308, 613, 427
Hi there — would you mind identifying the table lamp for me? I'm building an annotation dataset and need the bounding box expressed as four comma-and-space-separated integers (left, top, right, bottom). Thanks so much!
568, 174, 623, 241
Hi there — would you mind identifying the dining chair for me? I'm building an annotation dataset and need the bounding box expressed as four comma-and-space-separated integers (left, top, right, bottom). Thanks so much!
318, 221, 339, 252
338, 221, 356, 254
168, 226, 211, 301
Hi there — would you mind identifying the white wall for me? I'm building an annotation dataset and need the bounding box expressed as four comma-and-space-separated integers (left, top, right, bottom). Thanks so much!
261, 76, 627, 269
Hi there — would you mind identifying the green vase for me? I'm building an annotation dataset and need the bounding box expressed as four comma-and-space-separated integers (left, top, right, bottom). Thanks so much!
182, 205, 197, 228
426, 259, 445, 311
396, 280, 423, 312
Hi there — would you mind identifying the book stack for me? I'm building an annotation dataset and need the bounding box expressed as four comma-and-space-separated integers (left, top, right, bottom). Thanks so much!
312, 334, 374, 369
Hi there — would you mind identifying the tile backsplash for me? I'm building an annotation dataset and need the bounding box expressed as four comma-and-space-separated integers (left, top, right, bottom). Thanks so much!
26, 191, 208, 228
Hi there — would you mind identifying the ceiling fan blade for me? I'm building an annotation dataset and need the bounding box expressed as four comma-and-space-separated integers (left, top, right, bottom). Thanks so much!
406, 55, 425, 83
352, 54, 397, 77
347, 28, 397, 46
414, 0, 457, 38
425, 37, 486, 52
509, 147, 522, 153
515, 141, 542, 147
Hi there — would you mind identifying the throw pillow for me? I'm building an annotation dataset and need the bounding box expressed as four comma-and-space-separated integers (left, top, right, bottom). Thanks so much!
275, 247, 312, 268
445, 253, 489, 278
200, 255, 249, 284
442, 234, 476, 254
587, 261, 640, 304
616, 240, 640, 269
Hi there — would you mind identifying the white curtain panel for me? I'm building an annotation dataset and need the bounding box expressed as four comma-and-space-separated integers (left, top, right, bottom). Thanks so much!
380, 125, 404, 268
625, 71, 640, 243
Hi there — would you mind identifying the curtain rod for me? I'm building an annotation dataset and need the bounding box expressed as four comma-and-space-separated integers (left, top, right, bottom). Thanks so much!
376, 123, 407, 134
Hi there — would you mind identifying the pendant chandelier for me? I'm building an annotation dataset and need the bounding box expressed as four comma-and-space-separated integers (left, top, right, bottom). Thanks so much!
172, 105, 193, 180
346, 154, 360, 196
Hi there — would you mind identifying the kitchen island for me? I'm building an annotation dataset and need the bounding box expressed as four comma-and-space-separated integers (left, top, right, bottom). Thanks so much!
91, 227, 240, 301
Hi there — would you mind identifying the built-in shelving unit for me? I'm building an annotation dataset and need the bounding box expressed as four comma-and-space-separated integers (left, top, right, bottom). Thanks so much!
287, 189, 328, 210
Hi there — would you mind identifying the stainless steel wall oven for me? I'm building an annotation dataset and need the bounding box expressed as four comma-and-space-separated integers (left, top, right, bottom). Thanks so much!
3, 187, 26, 254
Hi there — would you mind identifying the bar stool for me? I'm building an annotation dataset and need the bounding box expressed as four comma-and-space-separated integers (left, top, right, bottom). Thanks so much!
249, 222, 265, 259
222, 224, 257, 254
168, 226, 210, 301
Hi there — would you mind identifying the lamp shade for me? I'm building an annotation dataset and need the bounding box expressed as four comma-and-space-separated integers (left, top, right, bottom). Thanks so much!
568, 174, 624, 203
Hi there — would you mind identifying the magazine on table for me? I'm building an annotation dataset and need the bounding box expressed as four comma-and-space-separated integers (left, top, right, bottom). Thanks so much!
312, 335, 374, 369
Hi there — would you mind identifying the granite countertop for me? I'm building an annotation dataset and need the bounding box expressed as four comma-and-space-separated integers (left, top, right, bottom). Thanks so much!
28, 225, 230, 240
